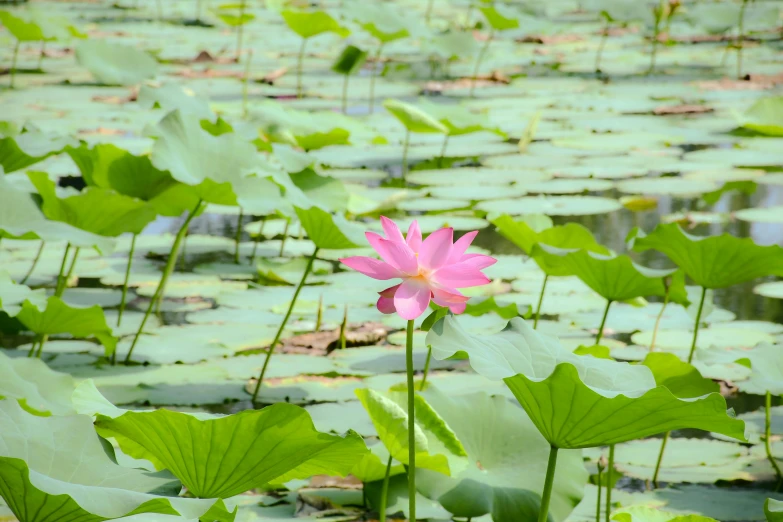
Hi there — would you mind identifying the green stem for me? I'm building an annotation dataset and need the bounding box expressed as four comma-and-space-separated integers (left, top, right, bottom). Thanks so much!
20, 241, 45, 285
250, 217, 266, 263
64, 247, 80, 290
648, 0, 665, 74
595, 20, 608, 73
379, 454, 393, 522
470, 29, 494, 97
54, 243, 71, 296
242, 49, 254, 119
251, 247, 320, 403
651, 431, 669, 488
296, 38, 307, 99
737, 0, 749, 79
605, 445, 615, 522
10, 40, 19, 89
369, 43, 384, 114
27, 338, 39, 358
537, 446, 559, 522
117, 234, 137, 328
595, 300, 612, 345
405, 318, 417, 522
37, 40, 45, 70
279, 218, 290, 256
339, 304, 348, 350
534, 274, 548, 329
234, 210, 244, 264
595, 463, 603, 522
766, 391, 783, 491
438, 134, 449, 168
649, 289, 670, 352
420, 345, 432, 390
686, 287, 707, 364
34, 334, 48, 359
236, 0, 246, 60
341, 73, 349, 114
401, 129, 410, 185
125, 201, 202, 365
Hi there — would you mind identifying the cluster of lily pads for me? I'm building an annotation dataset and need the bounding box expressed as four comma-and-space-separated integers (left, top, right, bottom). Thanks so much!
3, 0, 783, 521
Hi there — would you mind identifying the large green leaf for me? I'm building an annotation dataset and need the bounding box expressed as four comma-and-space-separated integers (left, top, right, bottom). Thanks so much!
0, 175, 115, 252
354, 388, 452, 475
767, 499, 783, 522
416, 99, 505, 137
740, 96, 783, 136
642, 352, 719, 398
0, 401, 235, 522
0, 351, 76, 416
733, 344, 783, 396
294, 206, 364, 250
426, 316, 746, 449
0, 271, 47, 316
0, 129, 78, 173
352, 2, 409, 43
280, 10, 349, 39
16, 297, 116, 356
416, 389, 587, 522
331, 44, 368, 76
383, 99, 449, 134
479, 5, 519, 31
66, 143, 196, 217
95, 404, 367, 498
75, 40, 158, 86
0, 10, 43, 41
629, 224, 783, 288
291, 170, 348, 213
28, 171, 156, 236
529, 245, 688, 304
351, 443, 406, 483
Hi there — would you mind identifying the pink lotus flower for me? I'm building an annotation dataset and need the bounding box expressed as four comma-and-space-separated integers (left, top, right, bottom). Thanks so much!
339, 217, 497, 320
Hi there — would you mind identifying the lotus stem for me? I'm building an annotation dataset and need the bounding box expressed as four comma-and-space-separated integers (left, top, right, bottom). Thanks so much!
537, 445, 559, 522
37, 41, 45, 70
296, 38, 307, 99
595, 459, 604, 522
405, 318, 417, 522
242, 49, 254, 119
315, 294, 323, 332
737, 0, 749, 79
649, 288, 670, 352
595, 20, 608, 73
420, 345, 432, 390
534, 274, 548, 330
379, 454, 393, 522
648, 0, 665, 75
686, 286, 707, 364
438, 134, 449, 168
605, 444, 615, 522
64, 247, 80, 287
339, 304, 348, 350
279, 218, 290, 256
125, 201, 202, 365
651, 431, 669, 488
469, 28, 494, 97
34, 334, 48, 358
20, 241, 45, 285
251, 247, 320, 403
401, 129, 410, 185
765, 390, 783, 491
341, 73, 349, 114
369, 43, 384, 114
250, 217, 266, 263
595, 300, 612, 345
234, 210, 244, 264
27, 338, 38, 358
236, 0, 246, 60
54, 243, 72, 297
117, 234, 137, 330
9, 40, 19, 89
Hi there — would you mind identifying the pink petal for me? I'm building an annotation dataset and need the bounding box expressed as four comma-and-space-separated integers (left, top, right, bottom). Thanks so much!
419, 227, 454, 271
447, 230, 478, 264
406, 221, 422, 253
340, 256, 402, 280
378, 283, 401, 298
394, 279, 432, 320
432, 287, 469, 315
377, 295, 397, 314
432, 263, 491, 288
460, 253, 497, 270
366, 232, 418, 274
380, 216, 405, 243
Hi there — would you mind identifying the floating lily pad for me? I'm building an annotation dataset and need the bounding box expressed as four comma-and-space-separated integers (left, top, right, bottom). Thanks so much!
479, 196, 623, 216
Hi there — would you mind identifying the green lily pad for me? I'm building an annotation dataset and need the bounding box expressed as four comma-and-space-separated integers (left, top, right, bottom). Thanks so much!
294, 206, 364, 250
630, 223, 783, 288
426, 316, 746, 448
631, 327, 775, 352
616, 178, 717, 196
735, 206, 783, 223
740, 96, 783, 136
478, 196, 623, 216
383, 99, 448, 135
0, 400, 235, 522
0, 350, 78, 416
755, 281, 783, 299
408, 167, 551, 186
95, 404, 366, 498
734, 344, 783, 396
612, 505, 719, 522
75, 40, 159, 86
0, 130, 78, 174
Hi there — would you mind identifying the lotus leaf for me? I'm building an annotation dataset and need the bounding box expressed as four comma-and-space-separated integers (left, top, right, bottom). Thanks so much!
280, 10, 349, 39
613, 506, 718, 522
382, 99, 448, 134
741, 97, 783, 136
0, 350, 77, 416
0, 129, 77, 174
75, 40, 158, 86
293, 206, 364, 250
426, 316, 746, 448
